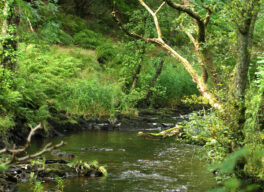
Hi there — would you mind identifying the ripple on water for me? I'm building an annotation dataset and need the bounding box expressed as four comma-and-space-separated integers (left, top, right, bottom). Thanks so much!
120, 170, 178, 183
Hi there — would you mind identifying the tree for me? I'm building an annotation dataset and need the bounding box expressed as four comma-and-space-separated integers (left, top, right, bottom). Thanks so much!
112, 0, 223, 110
1, 0, 19, 70
112, 0, 263, 147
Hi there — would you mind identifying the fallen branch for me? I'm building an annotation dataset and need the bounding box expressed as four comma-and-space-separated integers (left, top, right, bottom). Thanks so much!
138, 125, 208, 145
0, 124, 42, 154
138, 125, 183, 139
15, 141, 65, 163
0, 123, 65, 164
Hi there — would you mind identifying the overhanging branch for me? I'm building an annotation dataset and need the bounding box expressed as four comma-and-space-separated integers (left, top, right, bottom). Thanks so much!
0, 124, 65, 164
112, 0, 223, 110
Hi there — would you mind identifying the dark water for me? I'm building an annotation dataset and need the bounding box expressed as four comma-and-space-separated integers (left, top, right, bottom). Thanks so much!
19, 130, 216, 192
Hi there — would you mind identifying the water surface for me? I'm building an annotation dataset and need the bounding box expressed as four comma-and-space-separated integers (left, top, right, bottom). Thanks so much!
21, 130, 216, 192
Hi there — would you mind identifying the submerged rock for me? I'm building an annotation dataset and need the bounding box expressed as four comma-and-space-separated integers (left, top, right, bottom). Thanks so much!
0, 159, 106, 191
50, 150, 75, 160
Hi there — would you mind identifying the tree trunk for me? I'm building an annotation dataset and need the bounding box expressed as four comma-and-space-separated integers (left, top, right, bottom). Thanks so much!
234, 10, 258, 101
130, 47, 145, 91
144, 59, 164, 103
1, 0, 18, 70
234, 33, 251, 100
131, 62, 142, 91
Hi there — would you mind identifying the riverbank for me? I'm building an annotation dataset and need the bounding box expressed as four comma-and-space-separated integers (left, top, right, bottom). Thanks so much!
9, 106, 199, 145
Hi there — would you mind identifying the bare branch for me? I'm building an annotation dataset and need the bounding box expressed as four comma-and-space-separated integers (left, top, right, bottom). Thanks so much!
138, 0, 163, 40
113, 0, 223, 110
16, 141, 65, 162
0, 124, 42, 154
155, 2, 166, 15
139, 0, 155, 16
180, 22, 197, 49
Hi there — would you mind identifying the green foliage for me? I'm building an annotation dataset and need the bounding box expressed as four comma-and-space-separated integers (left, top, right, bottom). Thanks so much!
73, 29, 103, 49
33, 181, 44, 192
29, 172, 44, 192
0, 43, 104, 138
210, 148, 263, 192
56, 80, 122, 117
152, 63, 199, 107
18, 0, 73, 45
38, 22, 73, 45
55, 176, 65, 192
59, 14, 87, 35
0, 163, 8, 171
96, 40, 118, 65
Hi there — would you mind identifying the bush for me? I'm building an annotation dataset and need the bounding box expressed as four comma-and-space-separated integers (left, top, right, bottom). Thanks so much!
38, 22, 74, 45
0, 43, 99, 135
73, 29, 103, 49
96, 40, 118, 65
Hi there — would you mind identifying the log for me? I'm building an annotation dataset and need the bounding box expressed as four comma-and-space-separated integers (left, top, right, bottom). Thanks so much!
138, 125, 183, 139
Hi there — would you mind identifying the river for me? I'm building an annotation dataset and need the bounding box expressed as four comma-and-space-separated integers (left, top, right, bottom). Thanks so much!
18, 129, 216, 192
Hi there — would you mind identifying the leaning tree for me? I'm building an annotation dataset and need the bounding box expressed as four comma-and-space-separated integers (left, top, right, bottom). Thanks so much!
112, 0, 263, 149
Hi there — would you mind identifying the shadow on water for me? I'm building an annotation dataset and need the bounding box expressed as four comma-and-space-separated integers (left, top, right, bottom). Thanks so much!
19, 130, 216, 192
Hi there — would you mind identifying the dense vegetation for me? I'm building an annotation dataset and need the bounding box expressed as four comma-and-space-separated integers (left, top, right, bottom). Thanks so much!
0, 0, 264, 191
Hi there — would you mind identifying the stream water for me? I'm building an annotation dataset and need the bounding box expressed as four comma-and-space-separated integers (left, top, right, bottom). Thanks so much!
18, 130, 216, 192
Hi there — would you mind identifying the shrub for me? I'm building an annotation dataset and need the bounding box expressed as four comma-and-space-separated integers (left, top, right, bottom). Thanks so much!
73, 29, 103, 49
96, 40, 118, 65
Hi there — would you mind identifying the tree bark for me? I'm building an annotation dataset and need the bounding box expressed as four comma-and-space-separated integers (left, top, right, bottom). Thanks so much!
131, 60, 143, 91
234, 9, 258, 100
165, 0, 222, 87
1, 0, 18, 70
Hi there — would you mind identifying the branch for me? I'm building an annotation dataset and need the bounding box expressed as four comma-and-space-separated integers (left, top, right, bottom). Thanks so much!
165, 0, 208, 43
0, 124, 42, 154
113, 0, 223, 110
203, 5, 212, 26
165, 0, 202, 21
155, 1, 166, 15
111, 10, 158, 44
26, 17, 35, 32
138, 0, 164, 39
180, 21, 197, 49
15, 141, 65, 163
